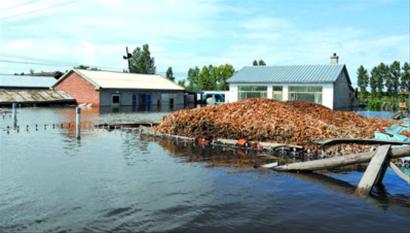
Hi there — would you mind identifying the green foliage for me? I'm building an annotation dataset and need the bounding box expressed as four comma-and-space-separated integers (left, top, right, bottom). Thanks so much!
401, 62, 410, 92
258, 60, 266, 66
177, 79, 186, 88
367, 99, 383, 111
376, 63, 387, 95
252, 59, 266, 66
74, 65, 100, 70
166, 66, 175, 82
129, 44, 156, 74
356, 65, 369, 97
186, 64, 235, 91
369, 67, 379, 97
390, 61, 400, 95
74, 64, 90, 69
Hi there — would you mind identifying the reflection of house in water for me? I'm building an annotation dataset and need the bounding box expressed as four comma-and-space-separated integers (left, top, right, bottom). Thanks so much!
53, 69, 188, 110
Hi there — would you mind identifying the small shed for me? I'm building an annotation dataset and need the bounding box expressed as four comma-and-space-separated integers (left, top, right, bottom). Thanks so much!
53, 69, 186, 108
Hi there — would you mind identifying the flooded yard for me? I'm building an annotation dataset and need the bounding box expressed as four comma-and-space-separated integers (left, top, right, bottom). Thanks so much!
0, 107, 409, 232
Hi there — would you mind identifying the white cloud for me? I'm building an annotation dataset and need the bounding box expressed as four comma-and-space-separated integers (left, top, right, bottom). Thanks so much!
0, 0, 408, 84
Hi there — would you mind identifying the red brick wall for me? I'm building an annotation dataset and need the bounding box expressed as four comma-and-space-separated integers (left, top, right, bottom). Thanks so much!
54, 72, 100, 106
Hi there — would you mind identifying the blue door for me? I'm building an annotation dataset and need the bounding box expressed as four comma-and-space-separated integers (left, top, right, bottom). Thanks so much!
132, 94, 137, 107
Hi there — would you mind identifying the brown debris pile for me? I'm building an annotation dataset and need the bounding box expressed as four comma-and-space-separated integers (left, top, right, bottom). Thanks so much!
155, 98, 395, 151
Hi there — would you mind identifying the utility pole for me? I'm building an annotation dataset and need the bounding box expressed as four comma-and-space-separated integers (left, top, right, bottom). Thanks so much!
123, 46, 132, 72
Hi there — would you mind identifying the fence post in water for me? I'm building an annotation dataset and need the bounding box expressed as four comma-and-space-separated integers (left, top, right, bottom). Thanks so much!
76, 107, 81, 139
12, 103, 17, 129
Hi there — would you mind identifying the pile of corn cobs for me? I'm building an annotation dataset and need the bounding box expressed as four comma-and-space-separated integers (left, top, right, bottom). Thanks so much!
155, 98, 396, 154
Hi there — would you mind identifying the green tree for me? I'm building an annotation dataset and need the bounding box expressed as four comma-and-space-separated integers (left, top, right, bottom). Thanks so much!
401, 62, 410, 92
389, 61, 401, 95
376, 63, 387, 95
356, 65, 369, 97
369, 67, 379, 97
214, 64, 235, 90
129, 44, 156, 74
166, 66, 175, 82
187, 66, 200, 90
253, 59, 266, 66
29, 69, 34, 75
199, 65, 213, 90
74, 65, 90, 69
258, 60, 266, 66
177, 79, 186, 88
384, 65, 394, 95
186, 64, 235, 91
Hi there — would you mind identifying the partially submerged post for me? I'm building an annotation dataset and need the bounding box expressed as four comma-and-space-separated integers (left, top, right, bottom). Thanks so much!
75, 107, 81, 139
12, 103, 17, 129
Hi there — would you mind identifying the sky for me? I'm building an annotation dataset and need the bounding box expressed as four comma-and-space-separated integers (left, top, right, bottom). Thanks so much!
0, 0, 409, 86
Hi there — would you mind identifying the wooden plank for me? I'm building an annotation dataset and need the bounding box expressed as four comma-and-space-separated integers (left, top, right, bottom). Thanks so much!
316, 138, 410, 146
260, 162, 279, 168
389, 161, 410, 184
354, 145, 390, 196
273, 146, 410, 171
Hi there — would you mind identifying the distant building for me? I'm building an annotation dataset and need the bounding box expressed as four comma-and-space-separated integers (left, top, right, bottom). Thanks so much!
0, 74, 74, 106
227, 53, 357, 109
53, 69, 186, 108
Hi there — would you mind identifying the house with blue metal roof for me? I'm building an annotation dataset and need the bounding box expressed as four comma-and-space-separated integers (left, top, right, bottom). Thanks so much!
227, 54, 357, 109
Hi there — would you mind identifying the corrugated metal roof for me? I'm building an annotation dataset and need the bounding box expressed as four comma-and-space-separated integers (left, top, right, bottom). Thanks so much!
0, 74, 57, 88
0, 89, 75, 104
228, 64, 346, 83
55, 69, 185, 91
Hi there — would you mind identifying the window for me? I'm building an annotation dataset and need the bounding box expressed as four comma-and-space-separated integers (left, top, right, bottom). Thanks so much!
112, 95, 120, 104
238, 86, 267, 100
272, 86, 283, 101
288, 86, 322, 104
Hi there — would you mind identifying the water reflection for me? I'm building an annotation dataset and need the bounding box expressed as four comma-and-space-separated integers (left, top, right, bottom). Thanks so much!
141, 135, 278, 168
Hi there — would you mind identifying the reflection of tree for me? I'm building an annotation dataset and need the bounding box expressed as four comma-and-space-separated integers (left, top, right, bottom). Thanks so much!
140, 135, 277, 168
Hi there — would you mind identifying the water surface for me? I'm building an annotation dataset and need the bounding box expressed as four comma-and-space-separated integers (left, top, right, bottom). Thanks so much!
0, 107, 409, 233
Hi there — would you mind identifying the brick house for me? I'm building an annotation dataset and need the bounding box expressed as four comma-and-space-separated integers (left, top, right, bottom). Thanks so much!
53, 69, 185, 108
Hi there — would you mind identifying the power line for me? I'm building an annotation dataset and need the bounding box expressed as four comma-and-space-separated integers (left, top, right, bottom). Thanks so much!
0, 53, 58, 63
1, 0, 79, 20
0, 58, 125, 71
0, 55, 187, 74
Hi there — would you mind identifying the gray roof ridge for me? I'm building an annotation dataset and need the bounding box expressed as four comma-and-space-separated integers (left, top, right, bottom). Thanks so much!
242, 64, 345, 68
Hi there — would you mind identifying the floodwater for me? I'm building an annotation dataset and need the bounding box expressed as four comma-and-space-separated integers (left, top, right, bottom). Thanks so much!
0, 107, 409, 233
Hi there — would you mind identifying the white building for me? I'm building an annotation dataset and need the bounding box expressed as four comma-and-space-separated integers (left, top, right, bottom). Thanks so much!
227, 54, 357, 109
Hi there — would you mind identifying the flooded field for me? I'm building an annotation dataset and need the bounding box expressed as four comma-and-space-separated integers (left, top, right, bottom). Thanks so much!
0, 107, 409, 232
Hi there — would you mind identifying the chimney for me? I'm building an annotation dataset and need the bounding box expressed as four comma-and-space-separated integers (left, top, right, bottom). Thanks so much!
330, 53, 339, 64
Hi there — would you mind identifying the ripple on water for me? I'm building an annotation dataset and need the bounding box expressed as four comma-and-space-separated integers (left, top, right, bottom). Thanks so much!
0, 108, 409, 233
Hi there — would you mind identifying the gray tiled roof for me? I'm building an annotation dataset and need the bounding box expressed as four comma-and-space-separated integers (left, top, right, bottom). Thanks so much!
228, 64, 346, 83
0, 74, 57, 88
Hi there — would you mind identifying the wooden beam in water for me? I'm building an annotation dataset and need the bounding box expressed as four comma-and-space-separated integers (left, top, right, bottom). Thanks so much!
273, 146, 410, 171
316, 138, 410, 146
355, 145, 391, 196
389, 161, 410, 184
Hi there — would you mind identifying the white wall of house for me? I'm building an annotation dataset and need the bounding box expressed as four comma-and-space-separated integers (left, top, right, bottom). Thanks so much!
228, 83, 335, 109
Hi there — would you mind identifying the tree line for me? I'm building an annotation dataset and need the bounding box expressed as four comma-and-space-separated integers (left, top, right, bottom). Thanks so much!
357, 61, 410, 97
71, 44, 268, 91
